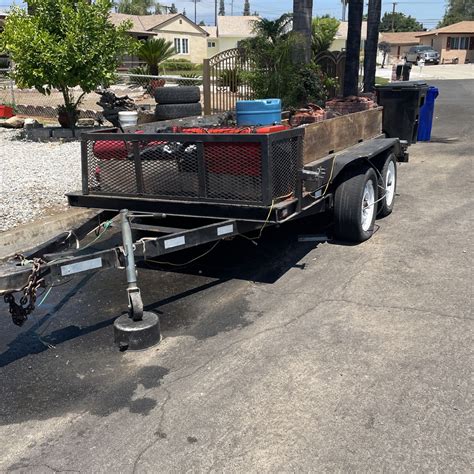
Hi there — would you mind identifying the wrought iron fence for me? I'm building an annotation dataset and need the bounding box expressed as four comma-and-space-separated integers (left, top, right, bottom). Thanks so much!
202, 48, 255, 116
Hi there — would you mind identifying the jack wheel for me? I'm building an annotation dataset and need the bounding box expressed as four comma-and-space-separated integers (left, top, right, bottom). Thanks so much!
114, 311, 161, 351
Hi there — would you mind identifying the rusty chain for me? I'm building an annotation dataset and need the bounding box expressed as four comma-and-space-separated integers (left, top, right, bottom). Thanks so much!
3, 254, 46, 326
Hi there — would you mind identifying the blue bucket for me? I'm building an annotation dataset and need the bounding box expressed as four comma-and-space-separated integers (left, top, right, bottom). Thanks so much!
236, 99, 282, 126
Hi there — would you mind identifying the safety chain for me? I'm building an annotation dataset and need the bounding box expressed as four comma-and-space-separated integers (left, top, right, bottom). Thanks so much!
3, 254, 46, 326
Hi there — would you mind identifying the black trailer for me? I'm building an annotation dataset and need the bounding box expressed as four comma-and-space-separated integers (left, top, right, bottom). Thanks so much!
0, 108, 409, 350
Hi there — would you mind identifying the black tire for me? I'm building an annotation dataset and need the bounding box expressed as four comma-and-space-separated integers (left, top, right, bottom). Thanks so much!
154, 102, 202, 121
377, 154, 397, 218
334, 165, 378, 243
154, 86, 200, 104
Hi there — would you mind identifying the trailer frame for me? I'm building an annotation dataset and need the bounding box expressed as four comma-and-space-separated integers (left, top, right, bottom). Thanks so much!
0, 114, 408, 349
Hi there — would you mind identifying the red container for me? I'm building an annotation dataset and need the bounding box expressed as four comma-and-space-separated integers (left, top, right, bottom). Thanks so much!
179, 125, 290, 176
0, 105, 14, 119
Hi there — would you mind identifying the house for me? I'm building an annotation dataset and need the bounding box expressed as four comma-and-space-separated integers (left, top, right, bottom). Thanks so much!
202, 16, 259, 57
330, 21, 368, 52
109, 13, 209, 67
378, 31, 423, 64
415, 21, 474, 64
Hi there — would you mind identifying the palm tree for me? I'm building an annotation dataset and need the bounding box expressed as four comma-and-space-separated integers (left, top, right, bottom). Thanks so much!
363, 0, 382, 92
292, 0, 313, 63
343, 0, 364, 97
253, 14, 292, 44
137, 38, 175, 76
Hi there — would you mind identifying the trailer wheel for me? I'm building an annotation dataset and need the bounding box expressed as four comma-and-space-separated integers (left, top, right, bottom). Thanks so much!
378, 154, 397, 218
334, 165, 378, 243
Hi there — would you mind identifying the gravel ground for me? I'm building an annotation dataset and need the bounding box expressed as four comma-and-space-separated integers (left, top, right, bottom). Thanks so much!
0, 129, 81, 231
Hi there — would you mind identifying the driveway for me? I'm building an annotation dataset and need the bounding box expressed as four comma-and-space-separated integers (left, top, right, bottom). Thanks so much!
0, 80, 472, 472
377, 63, 474, 81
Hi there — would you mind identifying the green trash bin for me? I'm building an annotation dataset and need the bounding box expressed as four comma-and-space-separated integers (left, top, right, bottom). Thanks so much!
375, 81, 429, 145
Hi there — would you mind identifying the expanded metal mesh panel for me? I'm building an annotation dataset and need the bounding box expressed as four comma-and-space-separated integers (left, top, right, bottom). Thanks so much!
140, 143, 199, 198
204, 142, 263, 202
83, 129, 304, 206
271, 136, 301, 200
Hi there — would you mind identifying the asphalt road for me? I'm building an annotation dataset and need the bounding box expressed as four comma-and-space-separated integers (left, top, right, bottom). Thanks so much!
1, 80, 473, 472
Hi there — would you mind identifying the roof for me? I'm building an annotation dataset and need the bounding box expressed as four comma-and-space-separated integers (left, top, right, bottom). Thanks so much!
217, 16, 260, 37
203, 26, 217, 38
109, 13, 178, 31
415, 21, 474, 37
336, 21, 368, 40
380, 31, 422, 45
109, 13, 208, 36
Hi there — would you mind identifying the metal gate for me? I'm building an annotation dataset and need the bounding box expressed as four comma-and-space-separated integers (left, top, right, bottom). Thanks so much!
203, 48, 254, 115
314, 51, 346, 98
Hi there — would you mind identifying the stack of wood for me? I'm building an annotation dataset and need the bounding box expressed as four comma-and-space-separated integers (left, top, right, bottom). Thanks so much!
325, 95, 377, 116
290, 104, 327, 126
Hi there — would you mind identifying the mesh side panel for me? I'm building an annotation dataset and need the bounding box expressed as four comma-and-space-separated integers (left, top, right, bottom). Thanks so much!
140, 142, 199, 198
85, 133, 302, 205
271, 136, 301, 199
88, 139, 138, 194
204, 142, 263, 202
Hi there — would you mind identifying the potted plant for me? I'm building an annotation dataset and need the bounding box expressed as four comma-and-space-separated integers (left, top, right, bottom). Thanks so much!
57, 103, 80, 128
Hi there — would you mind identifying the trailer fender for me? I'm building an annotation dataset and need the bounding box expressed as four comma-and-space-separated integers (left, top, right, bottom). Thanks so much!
303, 137, 403, 193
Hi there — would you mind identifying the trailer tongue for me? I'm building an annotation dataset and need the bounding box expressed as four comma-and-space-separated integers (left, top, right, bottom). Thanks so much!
1, 107, 408, 350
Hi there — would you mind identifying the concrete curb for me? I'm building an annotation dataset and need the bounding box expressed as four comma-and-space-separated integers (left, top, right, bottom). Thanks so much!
0, 208, 98, 260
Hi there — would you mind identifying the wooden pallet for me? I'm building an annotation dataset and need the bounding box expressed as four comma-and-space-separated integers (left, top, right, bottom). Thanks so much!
303, 107, 383, 164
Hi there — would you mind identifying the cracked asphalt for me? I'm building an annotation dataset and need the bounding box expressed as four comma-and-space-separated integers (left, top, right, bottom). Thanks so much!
0, 80, 472, 472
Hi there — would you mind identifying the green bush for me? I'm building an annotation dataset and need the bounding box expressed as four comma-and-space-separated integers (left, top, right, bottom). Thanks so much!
161, 58, 197, 72
177, 72, 202, 86
219, 69, 242, 93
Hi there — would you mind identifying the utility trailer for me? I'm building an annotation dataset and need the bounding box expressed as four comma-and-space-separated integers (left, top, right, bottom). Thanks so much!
0, 107, 408, 350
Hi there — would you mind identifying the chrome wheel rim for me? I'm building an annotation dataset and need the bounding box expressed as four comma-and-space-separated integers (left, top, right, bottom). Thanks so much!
385, 161, 396, 207
361, 180, 375, 232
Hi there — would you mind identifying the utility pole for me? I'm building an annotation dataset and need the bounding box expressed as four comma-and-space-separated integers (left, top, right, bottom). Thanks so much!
215, 0, 217, 26
231, 0, 234, 16
391, 2, 398, 32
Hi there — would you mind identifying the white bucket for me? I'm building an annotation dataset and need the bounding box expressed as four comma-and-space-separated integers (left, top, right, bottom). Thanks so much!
118, 110, 138, 127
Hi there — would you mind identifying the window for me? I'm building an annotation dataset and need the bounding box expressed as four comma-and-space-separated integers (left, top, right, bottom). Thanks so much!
208, 41, 216, 48
174, 38, 190, 54
447, 36, 471, 50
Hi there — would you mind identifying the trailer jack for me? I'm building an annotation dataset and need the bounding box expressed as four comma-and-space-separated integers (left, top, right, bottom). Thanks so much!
113, 209, 161, 351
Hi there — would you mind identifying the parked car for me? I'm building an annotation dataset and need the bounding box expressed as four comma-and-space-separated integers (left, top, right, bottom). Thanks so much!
405, 46, 440, 65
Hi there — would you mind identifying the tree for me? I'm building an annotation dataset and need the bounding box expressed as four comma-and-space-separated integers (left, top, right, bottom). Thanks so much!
243, 0, 250, 16
199, 20, 206, 26
116, 0, 162, 15
219, 0, 225, 16
378, 41, 391, 68
137, 38, 175, 75
253, 14, 292, 44
182, 8, 186, 17
293, 0, 313, 64
379, 12, 423, 32
240, 13, 331, 107
169, 2, 178, 14
363, 0, 382, 92
438, 0, 474, 27
343, 0, 363, 97
312, 15, 339, 56
1, 0, 135, 130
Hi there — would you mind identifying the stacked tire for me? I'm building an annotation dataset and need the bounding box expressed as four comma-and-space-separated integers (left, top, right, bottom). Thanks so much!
154, 86, 202, 121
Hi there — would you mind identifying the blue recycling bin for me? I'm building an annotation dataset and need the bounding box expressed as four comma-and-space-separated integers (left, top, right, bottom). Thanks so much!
417, 86, 439, 141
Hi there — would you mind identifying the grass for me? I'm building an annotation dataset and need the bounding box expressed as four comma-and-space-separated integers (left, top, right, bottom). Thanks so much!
375, 76, 390, 85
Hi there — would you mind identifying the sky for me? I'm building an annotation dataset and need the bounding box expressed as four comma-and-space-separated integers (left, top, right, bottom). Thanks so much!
0, 1, 448, 30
